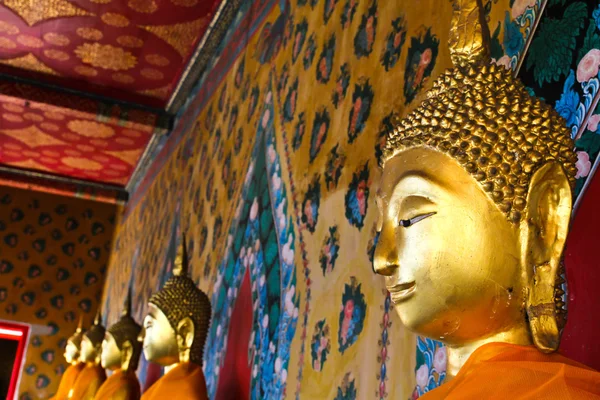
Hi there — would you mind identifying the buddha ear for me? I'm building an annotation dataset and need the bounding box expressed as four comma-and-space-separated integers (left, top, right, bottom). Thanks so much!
121, 340, 133, 371
522, 162, 572, 352
176, 317, 195, 357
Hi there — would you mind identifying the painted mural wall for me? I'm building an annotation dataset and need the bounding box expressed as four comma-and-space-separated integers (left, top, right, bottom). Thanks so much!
0, 186, 116, 400
104, 0, 600, 399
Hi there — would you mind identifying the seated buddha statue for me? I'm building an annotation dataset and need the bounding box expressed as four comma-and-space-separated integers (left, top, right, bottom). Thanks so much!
71, 311, 107, 400
141, 236, 211, 400
50, 317, 86, 400
95, 291, 142, 400
373, 0, 600, 398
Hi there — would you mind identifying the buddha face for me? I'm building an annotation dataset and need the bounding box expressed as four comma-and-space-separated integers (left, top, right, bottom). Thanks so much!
374, 148, 526, 345
101, 333, 121, 370
64, 340, 79, 364
80, 337, 98, 363
142, 303, 179, 366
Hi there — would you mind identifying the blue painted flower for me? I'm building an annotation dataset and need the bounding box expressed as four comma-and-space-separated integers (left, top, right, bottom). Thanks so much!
503, 11, 524, 58
593, 5, 600, 30
338, 277, 367, 353
555, 70, 580, 128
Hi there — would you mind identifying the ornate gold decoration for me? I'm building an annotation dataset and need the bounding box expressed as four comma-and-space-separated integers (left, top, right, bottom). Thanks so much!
2, 113, 23, 122
106, 149, 142, 165
128, 0, 158, 13
170, 0, 198, 7
75, 43, 137, 71
74, 65, 98, 77
76, 27, 103, 41
0, 54, 58, 76
3, 125, 66, 147
141, 17, 209, 58
139, 85, 171, 99
0, 21, 19, 35
17, 34, 45, 48
68, 120, 116, 138
145, 54, 170, 67
3, 0, 90, 26
84, 310, 106, 347
43, 49, 70, 61
43, 32, 70, 46
141, 68, 163, 80
0, 38, 17, 49
101, 13, 130, 27
117, 35, 144, 48
3, 103, 24, 113
62, 157, 103, 171
23, 112, 43, 122
40, 122, 60, 131
68, 315, 85, 347
43, 111, 65, 120
148, 234, 211, 363
111, 73, 134, 84
375, 0, 576, 382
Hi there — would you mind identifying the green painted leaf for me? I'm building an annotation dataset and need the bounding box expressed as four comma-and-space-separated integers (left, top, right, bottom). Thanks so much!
578, 21, 600, 62
576, 130, 600, 160
490, 22, 504, 60
525, 2, 588, 86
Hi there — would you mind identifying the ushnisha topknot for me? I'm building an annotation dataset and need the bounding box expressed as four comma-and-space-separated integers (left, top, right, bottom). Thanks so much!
68, 315, 85, 348
381, 0, 577, 223
84, 310, 106, 347
108, 288, 142, 369
149, 234, 211, 364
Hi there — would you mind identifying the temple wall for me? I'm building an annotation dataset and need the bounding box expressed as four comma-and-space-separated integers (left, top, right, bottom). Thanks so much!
102, 0, 575, 398
0, 187, 117, 399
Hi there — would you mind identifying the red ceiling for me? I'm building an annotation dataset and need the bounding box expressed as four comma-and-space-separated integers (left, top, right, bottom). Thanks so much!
0, 0, 224, 192
0, 93, 153, 186
0, 0, 222, 107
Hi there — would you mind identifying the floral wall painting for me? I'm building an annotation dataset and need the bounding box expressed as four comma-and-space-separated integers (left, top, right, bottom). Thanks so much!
301, 175, 321, 233
413, 337, 447, 399
309, 108, 331, 162
316, 35, 336, 84
332, 63, 351, 109
319, 226, 340, 276
345, 162, 370, 230
310, 319, 331, 371
403, 27, 440, 104
334, 372, 358, 400
347, 79, 375, 143
353, 1, 378, 59
338, 277, 367, 353
324, 145, 346, 190
381, 15, 408, 71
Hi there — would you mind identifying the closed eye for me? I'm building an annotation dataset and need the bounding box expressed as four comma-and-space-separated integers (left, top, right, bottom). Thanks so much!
399, 212, 436, 227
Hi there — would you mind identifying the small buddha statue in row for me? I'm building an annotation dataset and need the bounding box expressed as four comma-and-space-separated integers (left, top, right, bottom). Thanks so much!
373, 0, 600, 398
52, 237, 211, 400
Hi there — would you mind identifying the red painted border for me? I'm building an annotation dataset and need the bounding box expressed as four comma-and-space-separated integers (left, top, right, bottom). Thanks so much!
0, 321, 30, 400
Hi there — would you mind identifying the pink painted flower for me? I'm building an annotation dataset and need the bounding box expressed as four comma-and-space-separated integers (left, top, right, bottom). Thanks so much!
493, 55, 512, 70
415, 364, 429, 390
261, 109, 271, 128
511, 0, 536, 19
577, 49, 600, 83
433, 346, 447, 374
588, 114, 600, 132
412, 388, 420, 400
575, 151, 591, 179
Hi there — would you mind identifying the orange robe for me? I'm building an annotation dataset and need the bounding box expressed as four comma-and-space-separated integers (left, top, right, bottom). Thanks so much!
50, 363, 85, 400
421, 342, 600, 399
141, 362, 207, 400
94, 370, 141, 400
70, 363, 106, 400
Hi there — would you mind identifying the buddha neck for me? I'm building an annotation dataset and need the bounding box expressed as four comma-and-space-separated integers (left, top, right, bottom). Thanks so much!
163, 363, 179, 375
445, 324, 532, 380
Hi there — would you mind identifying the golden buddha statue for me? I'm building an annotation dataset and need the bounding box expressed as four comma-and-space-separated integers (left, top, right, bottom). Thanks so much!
70, 311, 107, 400
50, 317, 86, 400
373, 0, 600, 398
140, 235, 211, 400
95, 291, 142, 400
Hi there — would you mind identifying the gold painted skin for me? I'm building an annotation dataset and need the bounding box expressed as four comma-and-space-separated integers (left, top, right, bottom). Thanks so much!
374, 0, 576, 382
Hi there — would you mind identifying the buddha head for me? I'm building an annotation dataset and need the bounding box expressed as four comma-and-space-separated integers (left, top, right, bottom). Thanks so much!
142, 235, 211, 366
64, 316, 84, 365
373, 0, 577, 363
102, 290, 142, 372
80, 311, 106, 364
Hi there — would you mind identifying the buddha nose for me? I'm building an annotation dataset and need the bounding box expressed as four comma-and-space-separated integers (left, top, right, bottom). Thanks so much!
373, 229, 399, 276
